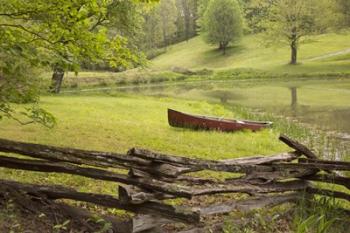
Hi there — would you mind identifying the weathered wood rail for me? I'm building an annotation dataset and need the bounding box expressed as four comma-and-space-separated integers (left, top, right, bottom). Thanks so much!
0, 135, 349, 232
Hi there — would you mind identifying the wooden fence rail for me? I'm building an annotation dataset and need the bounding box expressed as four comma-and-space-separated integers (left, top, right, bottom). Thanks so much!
0, 135, 349, 232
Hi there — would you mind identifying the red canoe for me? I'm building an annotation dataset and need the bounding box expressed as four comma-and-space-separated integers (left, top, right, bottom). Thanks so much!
168, 109, 272, 132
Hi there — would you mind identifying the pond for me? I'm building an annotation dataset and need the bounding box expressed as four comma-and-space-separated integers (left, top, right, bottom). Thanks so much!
114, 78, 350, 161
66, 77, 350, 161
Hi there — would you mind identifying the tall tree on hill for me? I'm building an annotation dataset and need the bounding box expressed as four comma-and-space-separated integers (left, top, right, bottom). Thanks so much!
159, 0, 177, 49
336, 0, 350, 27
262, 0, 325, 65
142, 6, 163, 52
201, 0, 243, 54
175, 0, 198, 41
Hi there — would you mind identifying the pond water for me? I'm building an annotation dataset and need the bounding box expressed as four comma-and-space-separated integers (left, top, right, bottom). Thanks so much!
115, 78, 350, 161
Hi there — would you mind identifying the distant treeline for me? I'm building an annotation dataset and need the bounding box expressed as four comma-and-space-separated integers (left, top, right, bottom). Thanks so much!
83, 0, 350, 70
138, 0, 350, 56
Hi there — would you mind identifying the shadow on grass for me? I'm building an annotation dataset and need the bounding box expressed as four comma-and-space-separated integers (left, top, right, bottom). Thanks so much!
196, 44, 246, 67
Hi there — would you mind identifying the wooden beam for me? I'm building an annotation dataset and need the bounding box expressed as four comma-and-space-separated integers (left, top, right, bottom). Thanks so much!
0, 155, 193, 198
118, 185, 174, 204
272, 162, 350, 171
303, 173, 350, 190
279, 135, 318, 159
241, 167, 318, 183
128, 148, 274, 173
192, 180, 310, 196
306, 187, 350, 202
199, 193, 301, 216
0, 179, 200, 223
299, 158, 350, 171
0, 138, 189, 178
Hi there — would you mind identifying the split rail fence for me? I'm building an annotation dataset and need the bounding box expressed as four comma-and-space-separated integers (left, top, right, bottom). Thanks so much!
0, 135, 349, 232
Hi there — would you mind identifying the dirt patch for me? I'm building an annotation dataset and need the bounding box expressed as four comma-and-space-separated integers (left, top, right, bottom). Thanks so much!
0, 186, 129, 233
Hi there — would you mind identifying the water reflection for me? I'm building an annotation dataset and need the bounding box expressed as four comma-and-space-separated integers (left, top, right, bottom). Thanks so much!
290, 87, 298, 110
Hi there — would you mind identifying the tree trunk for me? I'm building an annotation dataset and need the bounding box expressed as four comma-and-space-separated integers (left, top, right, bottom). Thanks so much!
219, 41, 228, 55
290, 40, 298, 65
50, 66, 65, 93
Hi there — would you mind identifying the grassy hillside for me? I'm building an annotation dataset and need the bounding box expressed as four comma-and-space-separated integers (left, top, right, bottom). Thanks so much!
42, 32, 350, 90
150, 32, 350, 73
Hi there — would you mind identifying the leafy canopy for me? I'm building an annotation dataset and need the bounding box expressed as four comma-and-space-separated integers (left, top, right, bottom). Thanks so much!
202, 0, 243, 53
0, 0, 152, 126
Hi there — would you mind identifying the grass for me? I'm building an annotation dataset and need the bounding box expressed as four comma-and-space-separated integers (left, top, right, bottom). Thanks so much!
2, 31, 350, 232
0, 93, 289, 192
36, 31, 350, 91
150, 32, 350, 73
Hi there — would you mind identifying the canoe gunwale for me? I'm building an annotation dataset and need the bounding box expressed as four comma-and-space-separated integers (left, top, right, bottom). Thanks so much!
167, 109, 272, 132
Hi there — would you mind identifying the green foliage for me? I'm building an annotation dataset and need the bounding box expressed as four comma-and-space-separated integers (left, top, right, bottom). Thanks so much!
294, 196, 350, 233
53, 220, 70, 233
0, 0, 151, 125
0, 0, 145, 71
261, 0, 336, 64
138, 0, 198, 54
336, 0, 350, 27
158, 0, 178, 47
201, 0, 243, 53
239, 0, 276, 33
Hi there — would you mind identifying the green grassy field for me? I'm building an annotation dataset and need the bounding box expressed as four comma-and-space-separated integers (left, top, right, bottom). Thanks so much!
0, 94, 289, 192
50, 32, 350, 90
150, 32, 350, 73
1, 93, 349, 232
2, 31, 350, 233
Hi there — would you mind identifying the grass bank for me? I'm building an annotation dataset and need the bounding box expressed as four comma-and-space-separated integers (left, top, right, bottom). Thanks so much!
38, 32, 350, 91
0, 93, 349, 232
151, 32, 350, 72
0, 93, 289, 192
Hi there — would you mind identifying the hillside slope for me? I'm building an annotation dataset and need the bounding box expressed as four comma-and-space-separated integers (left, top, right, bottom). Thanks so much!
150, 32, 350, 74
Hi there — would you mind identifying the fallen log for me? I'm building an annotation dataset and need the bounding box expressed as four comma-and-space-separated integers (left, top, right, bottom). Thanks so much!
279, 135, 318, 159
0, 179, 200, 223
0, 155, 193, 198
198, 192, 301, 216
303, 173, 350, 190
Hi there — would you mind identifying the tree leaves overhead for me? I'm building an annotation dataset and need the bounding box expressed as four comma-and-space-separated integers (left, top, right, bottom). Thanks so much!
0, 0, 152, 125
0, 0, 148, 71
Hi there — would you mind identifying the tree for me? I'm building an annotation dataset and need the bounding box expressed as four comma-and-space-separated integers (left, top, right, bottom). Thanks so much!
336, 0, 350, 28
239, 0, 277, 33
142, 6, 163, 52
158, 0, 177, 49
0, 0, 150, 125
201, 0, 243, 54
262, 0, 332, 65
175, 0, 198, 41
1, 0, 148, 94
